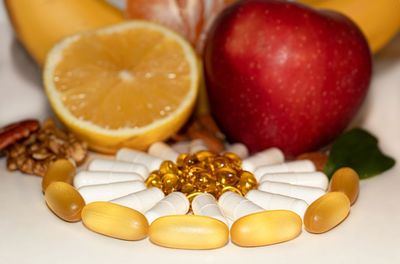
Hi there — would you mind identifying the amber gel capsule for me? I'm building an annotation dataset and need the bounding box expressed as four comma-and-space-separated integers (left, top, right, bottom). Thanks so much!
329, 167, 360, 205
42, 159, 76, 192
304, 192, 350, 234
44, 182, 85, 222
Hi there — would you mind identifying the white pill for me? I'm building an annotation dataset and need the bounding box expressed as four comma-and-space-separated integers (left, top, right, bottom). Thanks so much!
241, 147, 284, 172
171, 141, 190, 153
258, 181, 325, 205
189, 139, 208, 153
192, 193, 228, 226
259, 171, 329, 190
73, 171, 143, 189
145, 192, 190, 224
254, 160, 316, 181
148, 142, 179, 162
78, 180, 146, 204
87, 159, 148, 179
110, 187, 165, 213
245, 190, 308, 219
225, 143, 249, 159
116, 148, 163, 171
218, 191, 264, 221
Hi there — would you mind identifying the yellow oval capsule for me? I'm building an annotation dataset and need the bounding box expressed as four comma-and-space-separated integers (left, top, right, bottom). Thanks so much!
329, 167, 359, 205
149, 215, 229, 249
231, 210, 302, 247
42, 159, 76, 192
304, 192, 350, 234
82, 202, 148, 240
44, 182, 85, 222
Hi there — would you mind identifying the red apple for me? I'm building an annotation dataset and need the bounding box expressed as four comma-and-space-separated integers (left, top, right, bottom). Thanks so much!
203, 0, 372, 157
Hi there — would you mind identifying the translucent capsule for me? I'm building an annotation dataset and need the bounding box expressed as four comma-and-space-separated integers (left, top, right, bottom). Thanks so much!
176, 153, 188, 168
329, 167, 359, 205
245, 190, 308, 219
145, 171, 163, 189
42, 159, 76, 192
78, 180, 146, 203
116, 148, 163, 171
87, 159, 148, 179
159, 160, 179, 175
225, 143, 249, 159
149, 215, 229, 249
241, 147, 285, 172
216, 167, 239, 186
195, 150, 214, 162
254, 160, 316, 181
44, 182, 85, 222
218, 191, 264, 221
259, 172, 329, 190
189, 139, 208, 153
304, 192, 350, 234
81, 202, 148, 240
162, 173, 180, 193
148, 141, 179, 161
230, 210, 302, 247
192, 193, 228, 226
111, 187, 165, 213
145, 192, 190, 223
73, 171, 143, 189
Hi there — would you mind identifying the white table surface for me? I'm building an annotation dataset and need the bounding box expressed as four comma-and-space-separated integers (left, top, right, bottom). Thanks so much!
1, 2, 400, 264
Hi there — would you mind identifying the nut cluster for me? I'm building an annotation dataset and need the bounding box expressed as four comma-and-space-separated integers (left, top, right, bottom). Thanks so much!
145, 151, 258, 199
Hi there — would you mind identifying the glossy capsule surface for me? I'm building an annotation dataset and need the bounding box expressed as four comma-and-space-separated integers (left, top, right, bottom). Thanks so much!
149, 215, 229, 249
304, 192, 350, 234
230, 210, 302, 247
42, 159, 76, 192
329, 167, 359, 204
81, 202, 148, 240
44, 182, 85, 222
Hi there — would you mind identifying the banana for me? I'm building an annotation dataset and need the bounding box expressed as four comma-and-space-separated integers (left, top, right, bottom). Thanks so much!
299, 0, 400, 53
5, 0, 124, 65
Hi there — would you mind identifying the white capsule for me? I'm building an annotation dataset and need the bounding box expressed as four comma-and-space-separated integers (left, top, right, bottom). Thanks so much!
241, 148, 284, 172
73, 171, 144, 189
218, 191, 264, 221
148, 142, 179, 161
171, 141, 191, 153
145, 192, 190, 224
254, 160, 316, 181
78, 180, 146, 204
258, 181, 325, 205
189, 139, 208, 153
225, 143, 249, 159
259, 171, 329, 190
87, 159, 148, 179
245, 190, 308, 219
116, 148, 163, 171
110, 187, 165, 213
192, 193, 228, 226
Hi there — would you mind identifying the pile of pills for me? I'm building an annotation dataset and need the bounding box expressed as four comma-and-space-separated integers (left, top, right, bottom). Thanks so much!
41, 140, 360, 249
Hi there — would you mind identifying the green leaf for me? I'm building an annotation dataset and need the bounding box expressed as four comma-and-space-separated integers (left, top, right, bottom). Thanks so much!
324, 128, 395, 179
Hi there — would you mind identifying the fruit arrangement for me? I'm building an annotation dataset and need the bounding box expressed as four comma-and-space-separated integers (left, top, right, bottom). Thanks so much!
1, 0, 398, 251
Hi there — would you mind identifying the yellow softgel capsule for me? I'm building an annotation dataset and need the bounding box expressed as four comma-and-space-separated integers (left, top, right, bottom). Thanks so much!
329, 167, 359, 205
44, 182, 85, 222
42, 159, 76, 192
81, 202, 148, 240
230, 210, 302, 247
304, 192, 350, 234
149, 215, 229, 249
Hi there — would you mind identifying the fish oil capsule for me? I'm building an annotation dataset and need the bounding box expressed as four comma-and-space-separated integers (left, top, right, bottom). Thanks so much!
111, 187, 165, 213
216, 167, 239, 186
82, 202, 148, 240
195, 150, 214, 161
145, 192, 190, 224
245, 190, 308, 219
73, 171, 143, 189
192, 193, 228, 225
159, 160, 179, 175
225, 143, 249, 159
329, 167, 359, 205
258, 181, 325, 205
116, 148, 163, 171
88, 159, 148, 179
189, 139, 208, 154
145, 171, 162, 188
42, 159, 76, 192
230, 210, 302, 247
259, 171, 329, 190
148, 141, 179, 161
44, 182, 85, 222
254, 160, 316, 181
304, 192, 350, 233
78, 180, 146, 203
241, 147, 284, 172
218, 191, 264, 221
149, 215, 229, 249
